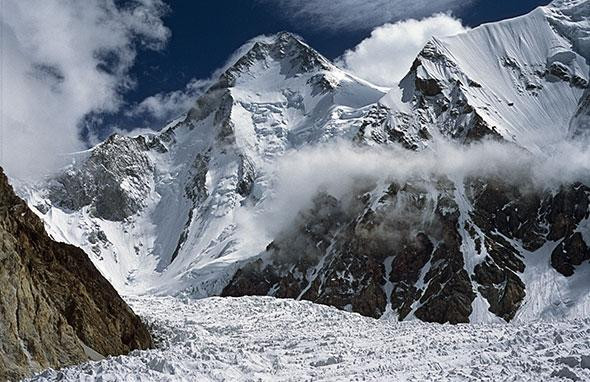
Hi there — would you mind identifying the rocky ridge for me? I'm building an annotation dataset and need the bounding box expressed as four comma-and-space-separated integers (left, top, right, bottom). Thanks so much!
0, 168, 151, 380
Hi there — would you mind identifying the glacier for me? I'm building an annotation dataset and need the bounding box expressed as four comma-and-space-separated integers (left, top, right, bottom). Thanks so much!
27, 295, 590, 382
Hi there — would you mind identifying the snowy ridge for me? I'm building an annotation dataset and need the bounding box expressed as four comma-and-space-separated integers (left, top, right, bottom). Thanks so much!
380, 2, 590, 150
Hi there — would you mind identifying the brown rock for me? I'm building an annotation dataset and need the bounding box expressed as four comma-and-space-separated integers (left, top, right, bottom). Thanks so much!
0, 168, 151, 380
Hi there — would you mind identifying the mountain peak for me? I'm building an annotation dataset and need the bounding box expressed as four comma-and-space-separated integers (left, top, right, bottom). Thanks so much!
214, 32, 333, 89
28, 3, 590, 330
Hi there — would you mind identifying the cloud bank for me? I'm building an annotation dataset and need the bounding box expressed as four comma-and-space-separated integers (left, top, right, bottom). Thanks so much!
245, 139, 590, 239
122, 78, 211, 131
257, 0, 473, 32
340, 14, 468, 87
0, 0, 169, 180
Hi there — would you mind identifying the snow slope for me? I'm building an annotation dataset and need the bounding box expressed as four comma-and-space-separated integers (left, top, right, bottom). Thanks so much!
28, 295, 590, 382
380, 0, 590, 151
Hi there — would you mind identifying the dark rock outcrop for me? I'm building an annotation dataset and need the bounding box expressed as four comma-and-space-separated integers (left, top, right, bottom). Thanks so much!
0, 169, 151, 380
223, 175, 590, 324
224, 179, 477, 324
48, 134, 155, 221
414, 184, 475, 324
552, 232, 590, 277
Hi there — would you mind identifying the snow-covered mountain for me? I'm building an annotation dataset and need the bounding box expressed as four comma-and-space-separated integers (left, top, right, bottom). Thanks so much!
25, 1, 590, 324
377, 0, 589, 149
26, 32, 386, 296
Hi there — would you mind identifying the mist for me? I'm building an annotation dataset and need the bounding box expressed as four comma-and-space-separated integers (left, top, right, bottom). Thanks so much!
237, 138, 590, 246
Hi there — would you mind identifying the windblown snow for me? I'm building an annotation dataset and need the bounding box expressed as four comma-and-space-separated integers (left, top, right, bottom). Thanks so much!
28, 295, 590, 381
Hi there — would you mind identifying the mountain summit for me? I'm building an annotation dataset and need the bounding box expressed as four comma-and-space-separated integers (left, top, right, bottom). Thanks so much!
29, 31, 385, 296
377, 1, 589, 150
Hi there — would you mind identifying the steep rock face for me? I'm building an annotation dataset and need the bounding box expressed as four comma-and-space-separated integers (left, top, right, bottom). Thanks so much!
224, 177, 590, 323
48, 134, 159, 222
0, 169, 151, 380
223, 179, 475, 323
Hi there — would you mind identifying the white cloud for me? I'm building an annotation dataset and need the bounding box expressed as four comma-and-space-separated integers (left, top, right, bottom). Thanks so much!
239, 138, 590, 241
340, 14, 469, 87
0, 0, 169, 180
257, 0, 473, 32
127, 78, 210, 123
